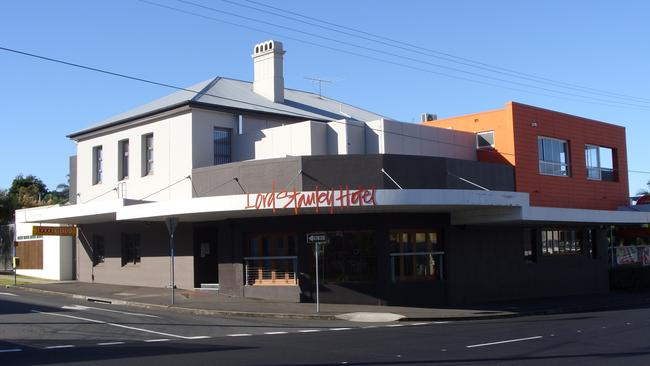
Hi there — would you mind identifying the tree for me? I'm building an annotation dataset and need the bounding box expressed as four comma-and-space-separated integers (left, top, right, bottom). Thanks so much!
9, 174, 48, 206
0, 189, 12, 225
638, 180, 650, 196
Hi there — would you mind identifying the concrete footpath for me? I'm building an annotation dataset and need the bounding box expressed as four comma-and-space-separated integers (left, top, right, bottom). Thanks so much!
3, 275, 650, 321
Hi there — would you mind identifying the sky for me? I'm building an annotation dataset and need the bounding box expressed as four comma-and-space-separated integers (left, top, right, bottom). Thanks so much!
0, 0, 649, 195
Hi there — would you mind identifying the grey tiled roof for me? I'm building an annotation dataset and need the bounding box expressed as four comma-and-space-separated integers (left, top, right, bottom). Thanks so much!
69, 77, 389, 138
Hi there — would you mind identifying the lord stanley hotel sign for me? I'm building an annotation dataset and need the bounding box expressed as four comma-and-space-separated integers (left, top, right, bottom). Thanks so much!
245, 182, 377, 214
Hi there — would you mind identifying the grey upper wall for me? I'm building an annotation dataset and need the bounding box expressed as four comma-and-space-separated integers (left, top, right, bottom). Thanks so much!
191, 154, 515, 197
68, 77, 390, 139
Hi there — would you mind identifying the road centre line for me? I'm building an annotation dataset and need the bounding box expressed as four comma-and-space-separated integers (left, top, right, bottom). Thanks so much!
144, 339, 170, 342
31, 310, 208, 340
0, 348, 22, 353
330, 328, 352, 331
44, 345, 75, 349
227, 334, 252, 337
97, 342, 125, 346
466, 336, 543, 348
0, 292, 18, 297
62, 305, 160, 318
298, 329, 320, 333
264, 331, 288, 335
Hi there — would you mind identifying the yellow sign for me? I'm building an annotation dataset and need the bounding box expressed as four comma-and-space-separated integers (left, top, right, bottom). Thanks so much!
32, 226, 77, 237
12, 257, 20, 268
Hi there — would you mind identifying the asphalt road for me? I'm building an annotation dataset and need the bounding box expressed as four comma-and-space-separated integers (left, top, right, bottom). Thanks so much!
1, 287, 650, 365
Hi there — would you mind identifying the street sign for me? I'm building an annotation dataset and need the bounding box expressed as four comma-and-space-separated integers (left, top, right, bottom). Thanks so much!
32, 226, 77, 237
306, 232, 327, 244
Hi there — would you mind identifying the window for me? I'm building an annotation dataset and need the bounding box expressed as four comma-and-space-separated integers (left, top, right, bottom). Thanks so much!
142, 133, 154, 176
524, 229, 537, 262
121, 233, 141, 266
389, 231, 443, 282
476, 131, 495, 149
585, 145, 615, 181
538, 137, 570, 176
244, 233, 298, 285
92, 235, 105, 266
118, 139, 129, 180
540, 229, 582, 256
213, 128, 232, 165
92, 146, 103, 184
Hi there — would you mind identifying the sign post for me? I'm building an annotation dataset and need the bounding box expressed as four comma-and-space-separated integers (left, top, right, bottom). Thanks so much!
307, 232, 328, 313
12, 255, 20, 285
165, 217, 179, 305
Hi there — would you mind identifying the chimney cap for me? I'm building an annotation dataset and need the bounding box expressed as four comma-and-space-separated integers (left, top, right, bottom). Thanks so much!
253, 40, 284, 57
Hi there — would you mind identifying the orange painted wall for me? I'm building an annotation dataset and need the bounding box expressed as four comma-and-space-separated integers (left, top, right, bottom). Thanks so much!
424, 102, 629, 210
424, 105, 515, 166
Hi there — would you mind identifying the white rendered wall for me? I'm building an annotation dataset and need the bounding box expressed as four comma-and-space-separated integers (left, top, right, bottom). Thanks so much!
254, 121, 327, 159
76, 111, 194, 203
365, 119, 477, 160
14, 222, 73, 280
326, 119, 365, 155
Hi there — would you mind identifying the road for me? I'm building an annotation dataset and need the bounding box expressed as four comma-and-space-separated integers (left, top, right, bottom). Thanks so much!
1, 287, 650, 365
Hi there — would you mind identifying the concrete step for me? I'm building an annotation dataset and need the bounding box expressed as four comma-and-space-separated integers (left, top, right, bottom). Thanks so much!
198, 283, 219, 291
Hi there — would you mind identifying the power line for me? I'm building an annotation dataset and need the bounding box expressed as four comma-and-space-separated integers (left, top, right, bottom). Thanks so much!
138, 0, 650, 112
4, 45, 650, 176
165, 0, 650, 110
240, 0, 650, 105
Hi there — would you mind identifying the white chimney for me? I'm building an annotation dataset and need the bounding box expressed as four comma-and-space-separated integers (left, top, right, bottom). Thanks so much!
252, 40, 285, 103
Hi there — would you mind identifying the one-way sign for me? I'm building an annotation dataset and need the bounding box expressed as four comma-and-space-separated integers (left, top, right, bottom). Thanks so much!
306, 232, 328, 244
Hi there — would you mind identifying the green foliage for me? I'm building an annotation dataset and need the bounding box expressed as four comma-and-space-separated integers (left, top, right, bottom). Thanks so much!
0, 174, 69, 224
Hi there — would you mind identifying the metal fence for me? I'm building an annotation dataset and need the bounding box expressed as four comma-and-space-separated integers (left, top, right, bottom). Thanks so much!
244, 256, 298, 286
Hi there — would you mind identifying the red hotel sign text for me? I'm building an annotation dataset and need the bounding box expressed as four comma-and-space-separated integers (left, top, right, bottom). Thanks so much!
245, 183, 377, 214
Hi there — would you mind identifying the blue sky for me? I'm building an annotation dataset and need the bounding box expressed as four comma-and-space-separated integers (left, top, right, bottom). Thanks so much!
1, 0, 649, 194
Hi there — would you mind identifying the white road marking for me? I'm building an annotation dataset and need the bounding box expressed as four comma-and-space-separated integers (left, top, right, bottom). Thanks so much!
386, 324, 405, 327
97, 342, 125, 346
330, 328, 352, 331
298, 329, 321, 333
45, 345, 75, 349
362, 325, 378, 329
227, 334, 252, 337
62, 305, 160, 318
144, 339, 170, 343
412, 322, 430, 326
434, 321, 451, 324
0, 349, 22, 353
466, 336, 543, 348
0, 292, 18, 297
264, 331, 288, 335
184, 336, 211, 340
31, 310, 208, 340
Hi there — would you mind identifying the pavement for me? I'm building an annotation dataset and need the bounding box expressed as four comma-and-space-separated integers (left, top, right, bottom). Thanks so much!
3, 273, 650, 322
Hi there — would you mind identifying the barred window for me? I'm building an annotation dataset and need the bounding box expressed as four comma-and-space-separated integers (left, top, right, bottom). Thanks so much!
213, 128, 232, 165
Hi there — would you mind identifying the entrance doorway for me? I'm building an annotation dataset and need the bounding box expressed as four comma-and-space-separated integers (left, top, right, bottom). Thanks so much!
309, 231, 378, 304
193, 226, 218, 288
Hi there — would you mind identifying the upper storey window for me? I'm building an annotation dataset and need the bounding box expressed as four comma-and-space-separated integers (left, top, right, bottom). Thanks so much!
142, 133, 154, 176
585, 145, 615, 181
92, 146, 103, 185
476, 131, 495, 149
538, 137, 570, 177
213, 128, 232, 165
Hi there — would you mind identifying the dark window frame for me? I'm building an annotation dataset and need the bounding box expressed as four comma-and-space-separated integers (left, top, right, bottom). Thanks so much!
213, 127, 232, 165
92, 235, 105, 266
121, 233, 141, 266
118, 139, 129, 180
142, 133, 154, 176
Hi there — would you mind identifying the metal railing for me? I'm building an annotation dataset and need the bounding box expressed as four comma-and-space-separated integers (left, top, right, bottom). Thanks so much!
244, 256, 298, 286
390, 251, 444, 282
